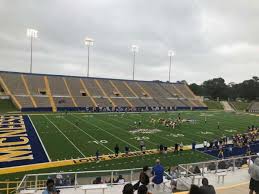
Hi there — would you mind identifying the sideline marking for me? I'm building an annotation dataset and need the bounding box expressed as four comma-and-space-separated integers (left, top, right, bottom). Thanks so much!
28, 115, 51, 162
44, 115, 86, 158
62, 116, 114, 153
82, 115, 141, 150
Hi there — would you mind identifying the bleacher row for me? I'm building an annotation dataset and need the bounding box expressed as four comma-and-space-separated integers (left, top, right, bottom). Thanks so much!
0, 71, 207, 112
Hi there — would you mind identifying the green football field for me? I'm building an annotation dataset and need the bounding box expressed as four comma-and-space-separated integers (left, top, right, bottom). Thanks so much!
31, 111, 259, 160
1, 110, 259, 181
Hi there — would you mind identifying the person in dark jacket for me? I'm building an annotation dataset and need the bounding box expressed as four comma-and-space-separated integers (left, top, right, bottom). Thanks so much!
114, 144, 120, 157
193, 166, 201, 174
199, 178, 216, 194
139, 166, 150, 185
189, 184, 201, 194
249, 158, 259, 194
123, 183, 134, 194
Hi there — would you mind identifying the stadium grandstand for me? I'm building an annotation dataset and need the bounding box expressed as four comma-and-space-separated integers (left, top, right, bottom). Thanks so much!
249, 102, 259, 113
0, 71, 207, 112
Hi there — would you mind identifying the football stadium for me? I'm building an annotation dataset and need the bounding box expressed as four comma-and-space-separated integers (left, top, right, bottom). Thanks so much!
1, 1, 259, 194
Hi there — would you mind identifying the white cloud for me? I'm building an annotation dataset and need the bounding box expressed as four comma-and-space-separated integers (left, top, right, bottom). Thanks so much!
0, 0, 258, 84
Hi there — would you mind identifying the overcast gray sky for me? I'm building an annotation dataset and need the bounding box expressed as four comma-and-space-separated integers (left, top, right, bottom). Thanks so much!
0, 0, 258, 84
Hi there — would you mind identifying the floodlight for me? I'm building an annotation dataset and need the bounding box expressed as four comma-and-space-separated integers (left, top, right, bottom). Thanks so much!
131, 45, 139, 52
168, 50, 174, 57
85, 37, 94, 46
27, 28, 38, 38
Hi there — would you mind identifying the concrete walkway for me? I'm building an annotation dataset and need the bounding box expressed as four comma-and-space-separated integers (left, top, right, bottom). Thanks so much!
217, 182, 249, 194
221, 101, 235, 112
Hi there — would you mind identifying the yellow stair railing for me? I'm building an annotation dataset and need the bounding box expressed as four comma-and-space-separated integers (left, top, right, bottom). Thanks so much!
184, 84, 206, 107
44, 76, 57, 112
95, 79, 116, 107
172, 84, 197, 107
63, 77, 78, 107
0, 75, 22, 110
80, 79, 97, 107
109, 80, 133, 107
136, 82, 152, 97
123, 81, 138, 97
21, 75, 37, 108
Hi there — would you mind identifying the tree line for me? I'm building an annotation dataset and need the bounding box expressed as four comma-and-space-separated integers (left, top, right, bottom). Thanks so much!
187, 76, 259, 101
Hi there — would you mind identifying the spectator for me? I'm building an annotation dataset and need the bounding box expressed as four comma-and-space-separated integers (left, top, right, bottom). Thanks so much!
123, 183, 134, 194
55, 173, 63, 186
199, 178, 216, 194
249, 158, 259, 194
115, 175, 125, 184
140, 166, 150, 185
137, 185, 152, 194
42, 179, 60, 194
189, 184, 201, 194
169, 166, 179, 191
93, 177, 103, 184
248, 158, 254, 166
64, 175, 71, 186
193, 166, 201, 174
152, 159, 164, 189
134, 166, 150, 190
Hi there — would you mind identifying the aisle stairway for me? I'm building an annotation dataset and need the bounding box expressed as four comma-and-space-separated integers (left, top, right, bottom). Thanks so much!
221, 101, 235, 112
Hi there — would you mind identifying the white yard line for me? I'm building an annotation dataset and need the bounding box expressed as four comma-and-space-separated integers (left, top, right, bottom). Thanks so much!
72, 114, 140, 150
106, 117, 166, 146
44, 115, 86, 158
62, 116, 115, 153
122, 115, 194, 143
28, 115, 51, 162
128, 113, 206, 142
96, 117, 157, 146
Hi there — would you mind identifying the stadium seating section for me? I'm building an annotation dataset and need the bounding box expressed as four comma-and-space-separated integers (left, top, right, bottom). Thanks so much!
0, 71, 207, 112
249, 102, 259, 112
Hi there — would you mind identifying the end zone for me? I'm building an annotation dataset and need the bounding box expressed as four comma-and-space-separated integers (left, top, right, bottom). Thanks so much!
0, 115, 49, 168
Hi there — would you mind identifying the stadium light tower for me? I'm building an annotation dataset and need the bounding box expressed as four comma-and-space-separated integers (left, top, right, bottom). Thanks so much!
84, 37, 94, 77
131, 45, 139, 80
168, 50, 175, 82
27, 28, 38, 73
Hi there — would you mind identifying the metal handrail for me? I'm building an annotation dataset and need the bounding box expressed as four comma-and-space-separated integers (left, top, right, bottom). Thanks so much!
17, 167, 143, 192
16, 154, 258, 193
24, 167, 142, 177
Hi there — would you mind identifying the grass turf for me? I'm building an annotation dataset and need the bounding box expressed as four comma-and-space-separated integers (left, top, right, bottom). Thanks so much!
204, 100, 223, 110
0, 99, 17, 113
230, 101, 250, 111
31, 111, 259, 160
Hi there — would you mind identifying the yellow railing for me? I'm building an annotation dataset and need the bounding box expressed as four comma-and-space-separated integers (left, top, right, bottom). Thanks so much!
109, 80, 133, 107
44, 76, 57, 112
63, 77, 78, 107
123, 81, 138, 97
95, 79, 116, 107
136, 82, 152, 97
0, 76, 22, 110
21, 75, 37, 108
0, 181, 20, 194
80, 79, 97, 107
0, 180, 47, 194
